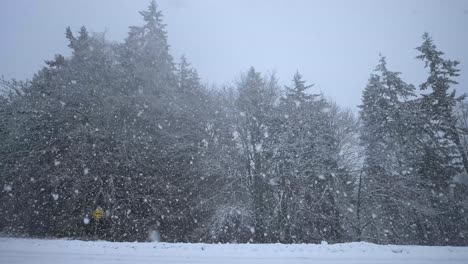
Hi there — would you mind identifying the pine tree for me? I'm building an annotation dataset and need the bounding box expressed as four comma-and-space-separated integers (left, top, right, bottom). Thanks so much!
359, 56, 433, 244
416, 32, 466, 177
415, 33, 467, 245
121, 0, 174, 96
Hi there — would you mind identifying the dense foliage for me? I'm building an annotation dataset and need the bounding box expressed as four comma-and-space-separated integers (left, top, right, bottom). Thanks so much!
1, 1, 467, 245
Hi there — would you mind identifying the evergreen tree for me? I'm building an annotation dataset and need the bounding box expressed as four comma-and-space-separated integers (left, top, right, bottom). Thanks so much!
415, 33, 467, 245
120, 0, 174, 96
272, 73, 351, 243
359, 56, 433, 244
235, 67, 279, 242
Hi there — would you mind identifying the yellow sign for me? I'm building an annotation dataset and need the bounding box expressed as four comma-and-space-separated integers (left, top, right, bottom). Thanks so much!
92, 207, 104, 221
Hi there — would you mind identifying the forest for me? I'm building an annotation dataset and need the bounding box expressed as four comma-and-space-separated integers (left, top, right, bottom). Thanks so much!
0, 1, 467, 246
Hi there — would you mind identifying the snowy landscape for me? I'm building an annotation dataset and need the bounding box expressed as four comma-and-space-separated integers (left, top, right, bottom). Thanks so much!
1, 0, 468, 263
2, 237, 468, 264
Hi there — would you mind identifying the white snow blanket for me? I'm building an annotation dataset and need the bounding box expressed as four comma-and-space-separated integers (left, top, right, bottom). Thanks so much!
1, 237, 467, 263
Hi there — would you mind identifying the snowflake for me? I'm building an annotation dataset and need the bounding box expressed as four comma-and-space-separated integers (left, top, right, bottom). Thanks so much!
3, 184, 12, 192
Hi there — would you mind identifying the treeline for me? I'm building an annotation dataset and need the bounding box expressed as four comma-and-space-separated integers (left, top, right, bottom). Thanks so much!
0, 1, 467, 245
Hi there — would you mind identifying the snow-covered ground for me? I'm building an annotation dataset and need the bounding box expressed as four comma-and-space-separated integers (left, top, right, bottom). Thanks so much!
1, 237, 467, 264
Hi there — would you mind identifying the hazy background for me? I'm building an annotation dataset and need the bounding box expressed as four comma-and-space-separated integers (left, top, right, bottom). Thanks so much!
1, 0, 467, 109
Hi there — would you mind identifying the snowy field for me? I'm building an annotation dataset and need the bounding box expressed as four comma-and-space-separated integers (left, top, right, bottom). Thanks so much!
1, 238, 468, 264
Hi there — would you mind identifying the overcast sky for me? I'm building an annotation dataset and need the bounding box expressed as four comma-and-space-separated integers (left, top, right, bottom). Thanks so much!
1, 0, 467, 109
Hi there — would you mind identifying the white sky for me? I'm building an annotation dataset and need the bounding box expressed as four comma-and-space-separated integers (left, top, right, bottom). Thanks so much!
1, 0, 467, 110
